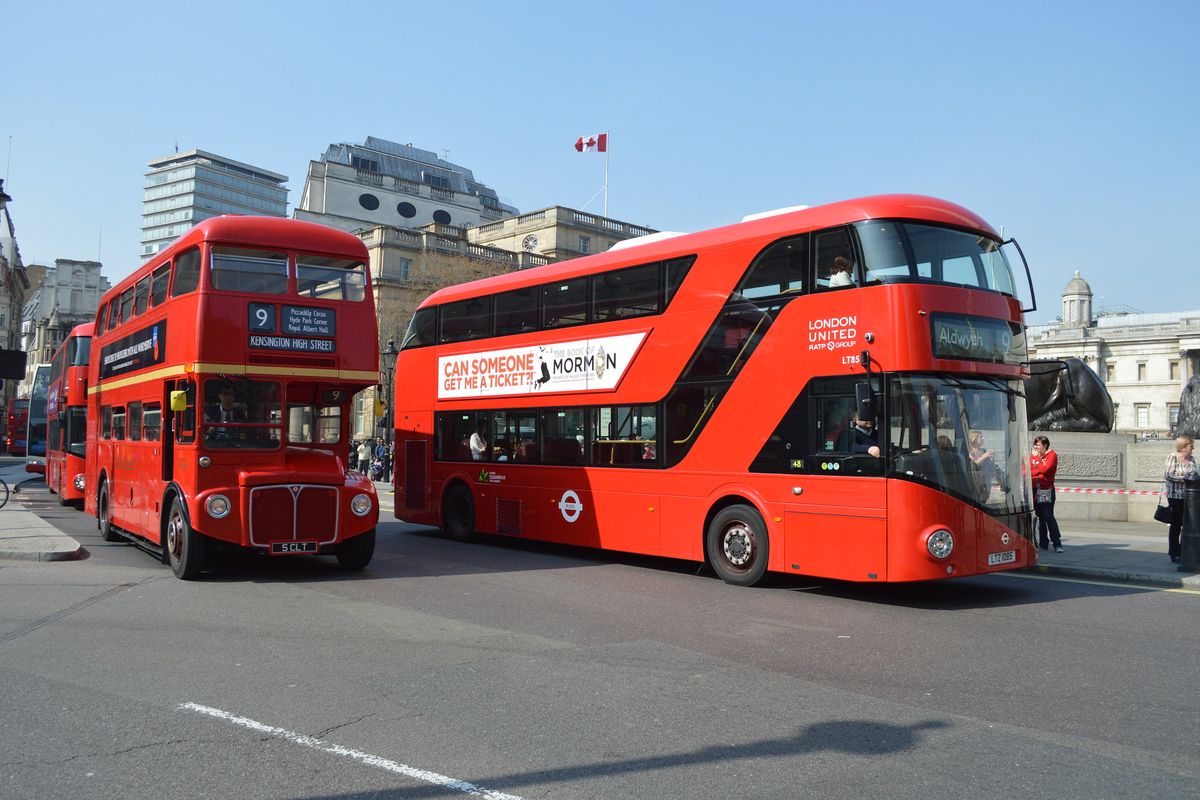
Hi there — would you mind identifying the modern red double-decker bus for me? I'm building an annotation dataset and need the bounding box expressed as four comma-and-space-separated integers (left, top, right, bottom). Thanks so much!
5, 397, 29, 455
46, 322, 93, 504
392, 194, 1038, 586
84, 216, 380, 579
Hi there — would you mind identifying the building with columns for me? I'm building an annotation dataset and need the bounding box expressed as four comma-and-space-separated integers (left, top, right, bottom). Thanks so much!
1027, 271, 1200, 434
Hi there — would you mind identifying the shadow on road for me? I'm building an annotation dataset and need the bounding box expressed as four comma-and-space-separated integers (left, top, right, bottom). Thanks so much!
279, 718, 950, 799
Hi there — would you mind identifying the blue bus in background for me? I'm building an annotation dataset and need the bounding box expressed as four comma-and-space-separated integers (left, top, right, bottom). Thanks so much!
26, 364, 50, 458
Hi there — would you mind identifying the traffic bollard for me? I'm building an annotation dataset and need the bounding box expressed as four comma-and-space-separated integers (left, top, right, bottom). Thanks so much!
1180, 474, 1200, 572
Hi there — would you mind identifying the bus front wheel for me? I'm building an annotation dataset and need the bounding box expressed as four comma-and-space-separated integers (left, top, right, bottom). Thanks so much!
336, 528, 375, 571
442, 483, 476, 540
166, 497, 206, 580
706, 504, 770, 587
98, 483, 119, 542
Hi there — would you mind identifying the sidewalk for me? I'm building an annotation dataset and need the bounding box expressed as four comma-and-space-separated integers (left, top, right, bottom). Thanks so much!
0, 464, 83, 562
1035, 519, 1200, 589
0, 463, 1197, 587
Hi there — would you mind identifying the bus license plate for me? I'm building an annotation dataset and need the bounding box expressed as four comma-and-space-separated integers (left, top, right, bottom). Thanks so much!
270, 541, 318, 555
988, 550, 1016, 566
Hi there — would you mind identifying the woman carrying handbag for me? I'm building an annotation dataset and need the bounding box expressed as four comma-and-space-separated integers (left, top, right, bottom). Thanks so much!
1163, 436, 1197, 564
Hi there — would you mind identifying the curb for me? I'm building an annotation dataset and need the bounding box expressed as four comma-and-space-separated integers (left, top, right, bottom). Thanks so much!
0, 545, 85, 563
1024, 563, 1200, 590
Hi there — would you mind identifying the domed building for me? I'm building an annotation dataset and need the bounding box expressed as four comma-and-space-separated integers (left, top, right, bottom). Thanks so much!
1027, 272, 1200, 434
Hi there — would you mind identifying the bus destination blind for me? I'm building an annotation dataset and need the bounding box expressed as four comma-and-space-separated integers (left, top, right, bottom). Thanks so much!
248, 304, 336, 352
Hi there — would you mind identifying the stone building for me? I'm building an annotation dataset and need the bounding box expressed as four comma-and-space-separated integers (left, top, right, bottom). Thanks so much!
20, 259, 109, 384
0, 179, 33, 410
295, 137, 517, 234
1027, 271, 1200, 435
465, 206, 657, 261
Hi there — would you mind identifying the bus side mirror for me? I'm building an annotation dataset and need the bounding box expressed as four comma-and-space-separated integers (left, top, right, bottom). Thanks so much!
855, 382, 874, 422
170, 391, 188, 412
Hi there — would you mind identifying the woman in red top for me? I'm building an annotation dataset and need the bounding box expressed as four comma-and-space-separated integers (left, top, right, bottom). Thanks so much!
1031, 435, 1063, 552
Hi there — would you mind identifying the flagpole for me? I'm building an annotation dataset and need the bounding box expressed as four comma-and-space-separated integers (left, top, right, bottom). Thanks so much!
603, 131, 609, 218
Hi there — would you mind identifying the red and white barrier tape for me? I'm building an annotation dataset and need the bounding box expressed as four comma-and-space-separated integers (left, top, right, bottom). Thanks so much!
1055, 487, 1162, 496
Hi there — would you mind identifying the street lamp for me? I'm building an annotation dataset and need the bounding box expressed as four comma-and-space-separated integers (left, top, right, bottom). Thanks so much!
379, 337, 399, 482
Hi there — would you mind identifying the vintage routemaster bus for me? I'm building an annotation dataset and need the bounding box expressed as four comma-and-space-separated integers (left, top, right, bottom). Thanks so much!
46, 322, 93, 503
5, 397, 29, 455
392, 194, 1038, 586
84, 216, 380, 579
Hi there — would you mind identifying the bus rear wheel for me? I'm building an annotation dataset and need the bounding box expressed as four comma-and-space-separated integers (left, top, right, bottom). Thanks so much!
166, 497, 206, 580
442, 483, 476, 540
336, 529, 375, 571
98, 483, 119, 542
706, 504, 770, 587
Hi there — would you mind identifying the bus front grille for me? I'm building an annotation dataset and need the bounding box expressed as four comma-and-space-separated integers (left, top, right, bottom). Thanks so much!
249, 484, 340, 546
497, 498, 523, 535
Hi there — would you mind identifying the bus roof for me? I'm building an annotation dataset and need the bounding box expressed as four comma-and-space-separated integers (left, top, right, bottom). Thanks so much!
105, 216, 369, 299
68, 321, 95, 338
422, 194, 999, 307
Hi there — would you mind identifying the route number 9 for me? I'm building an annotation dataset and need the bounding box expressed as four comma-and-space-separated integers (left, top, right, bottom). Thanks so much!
249, 303, 275, 332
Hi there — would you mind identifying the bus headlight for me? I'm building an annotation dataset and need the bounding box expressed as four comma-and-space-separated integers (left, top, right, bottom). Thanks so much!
205, 494, 231, 519
926, 529, 954, 560
74, 474, 86, 491
351, 493, 373, 517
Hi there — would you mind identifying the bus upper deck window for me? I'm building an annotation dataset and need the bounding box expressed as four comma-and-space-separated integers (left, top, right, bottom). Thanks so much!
150, 264, 170, 306
211, 248, 288, 295
171, 248, 201, 297
297, 255, 366, 301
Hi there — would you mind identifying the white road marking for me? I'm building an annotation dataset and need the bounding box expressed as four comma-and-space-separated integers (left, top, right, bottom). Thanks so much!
180, 702, 523, 800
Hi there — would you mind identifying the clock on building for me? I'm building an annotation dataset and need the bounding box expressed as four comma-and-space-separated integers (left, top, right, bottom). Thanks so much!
522, 234, 539, 252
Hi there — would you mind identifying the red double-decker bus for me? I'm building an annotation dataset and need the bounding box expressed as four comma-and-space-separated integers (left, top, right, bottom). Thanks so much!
5, 397, 29, 455
46, 322, 93, 504
84, 216, 380, 579
392, 194, 1038, 586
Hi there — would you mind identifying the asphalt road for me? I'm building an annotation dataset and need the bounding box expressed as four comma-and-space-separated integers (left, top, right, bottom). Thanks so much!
1, 486, 1198, 800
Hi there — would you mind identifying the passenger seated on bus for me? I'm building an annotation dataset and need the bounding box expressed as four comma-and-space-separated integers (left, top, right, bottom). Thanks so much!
828, 256, 855, 287
469, 421, 488, 461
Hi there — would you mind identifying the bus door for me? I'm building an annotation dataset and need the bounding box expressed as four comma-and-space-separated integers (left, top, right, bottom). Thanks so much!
781, 377, 887, 581
110, 405, 138, 530
166, 380, 197, 525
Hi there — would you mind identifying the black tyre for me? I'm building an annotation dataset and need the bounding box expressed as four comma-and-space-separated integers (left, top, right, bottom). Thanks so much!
441, 483, 476, 540
165, 497, 206, 580
57, 475, 69, 507
706, 504, 770, 587
0, 479, 9, 510
336, 528, 376, 571
98, 482, 120, 542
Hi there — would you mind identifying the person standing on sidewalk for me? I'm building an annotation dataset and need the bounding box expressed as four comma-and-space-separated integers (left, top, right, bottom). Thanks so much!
1163, 435, 1197, 564
1031, 435, 1063, 553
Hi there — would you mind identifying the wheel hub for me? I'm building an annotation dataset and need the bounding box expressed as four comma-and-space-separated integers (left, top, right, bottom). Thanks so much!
167, 514, 183, 559
723, 524, 753, 566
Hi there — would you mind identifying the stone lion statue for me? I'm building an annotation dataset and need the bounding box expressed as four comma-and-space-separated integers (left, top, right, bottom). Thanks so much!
1024, 357, 1114, 432
1177, 376, 1200, 438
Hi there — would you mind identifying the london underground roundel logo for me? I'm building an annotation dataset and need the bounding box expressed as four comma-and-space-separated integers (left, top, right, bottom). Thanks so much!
559, 490, 582, 523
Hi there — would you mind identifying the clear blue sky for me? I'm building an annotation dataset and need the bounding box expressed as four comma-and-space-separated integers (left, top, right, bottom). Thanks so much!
4, 1, 1197, 323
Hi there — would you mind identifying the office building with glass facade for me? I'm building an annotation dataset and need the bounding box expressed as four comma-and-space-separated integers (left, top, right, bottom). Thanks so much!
141, 149, 288, 259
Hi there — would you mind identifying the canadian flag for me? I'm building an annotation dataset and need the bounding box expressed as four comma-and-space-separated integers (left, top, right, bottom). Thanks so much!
574, 133, 608, 153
